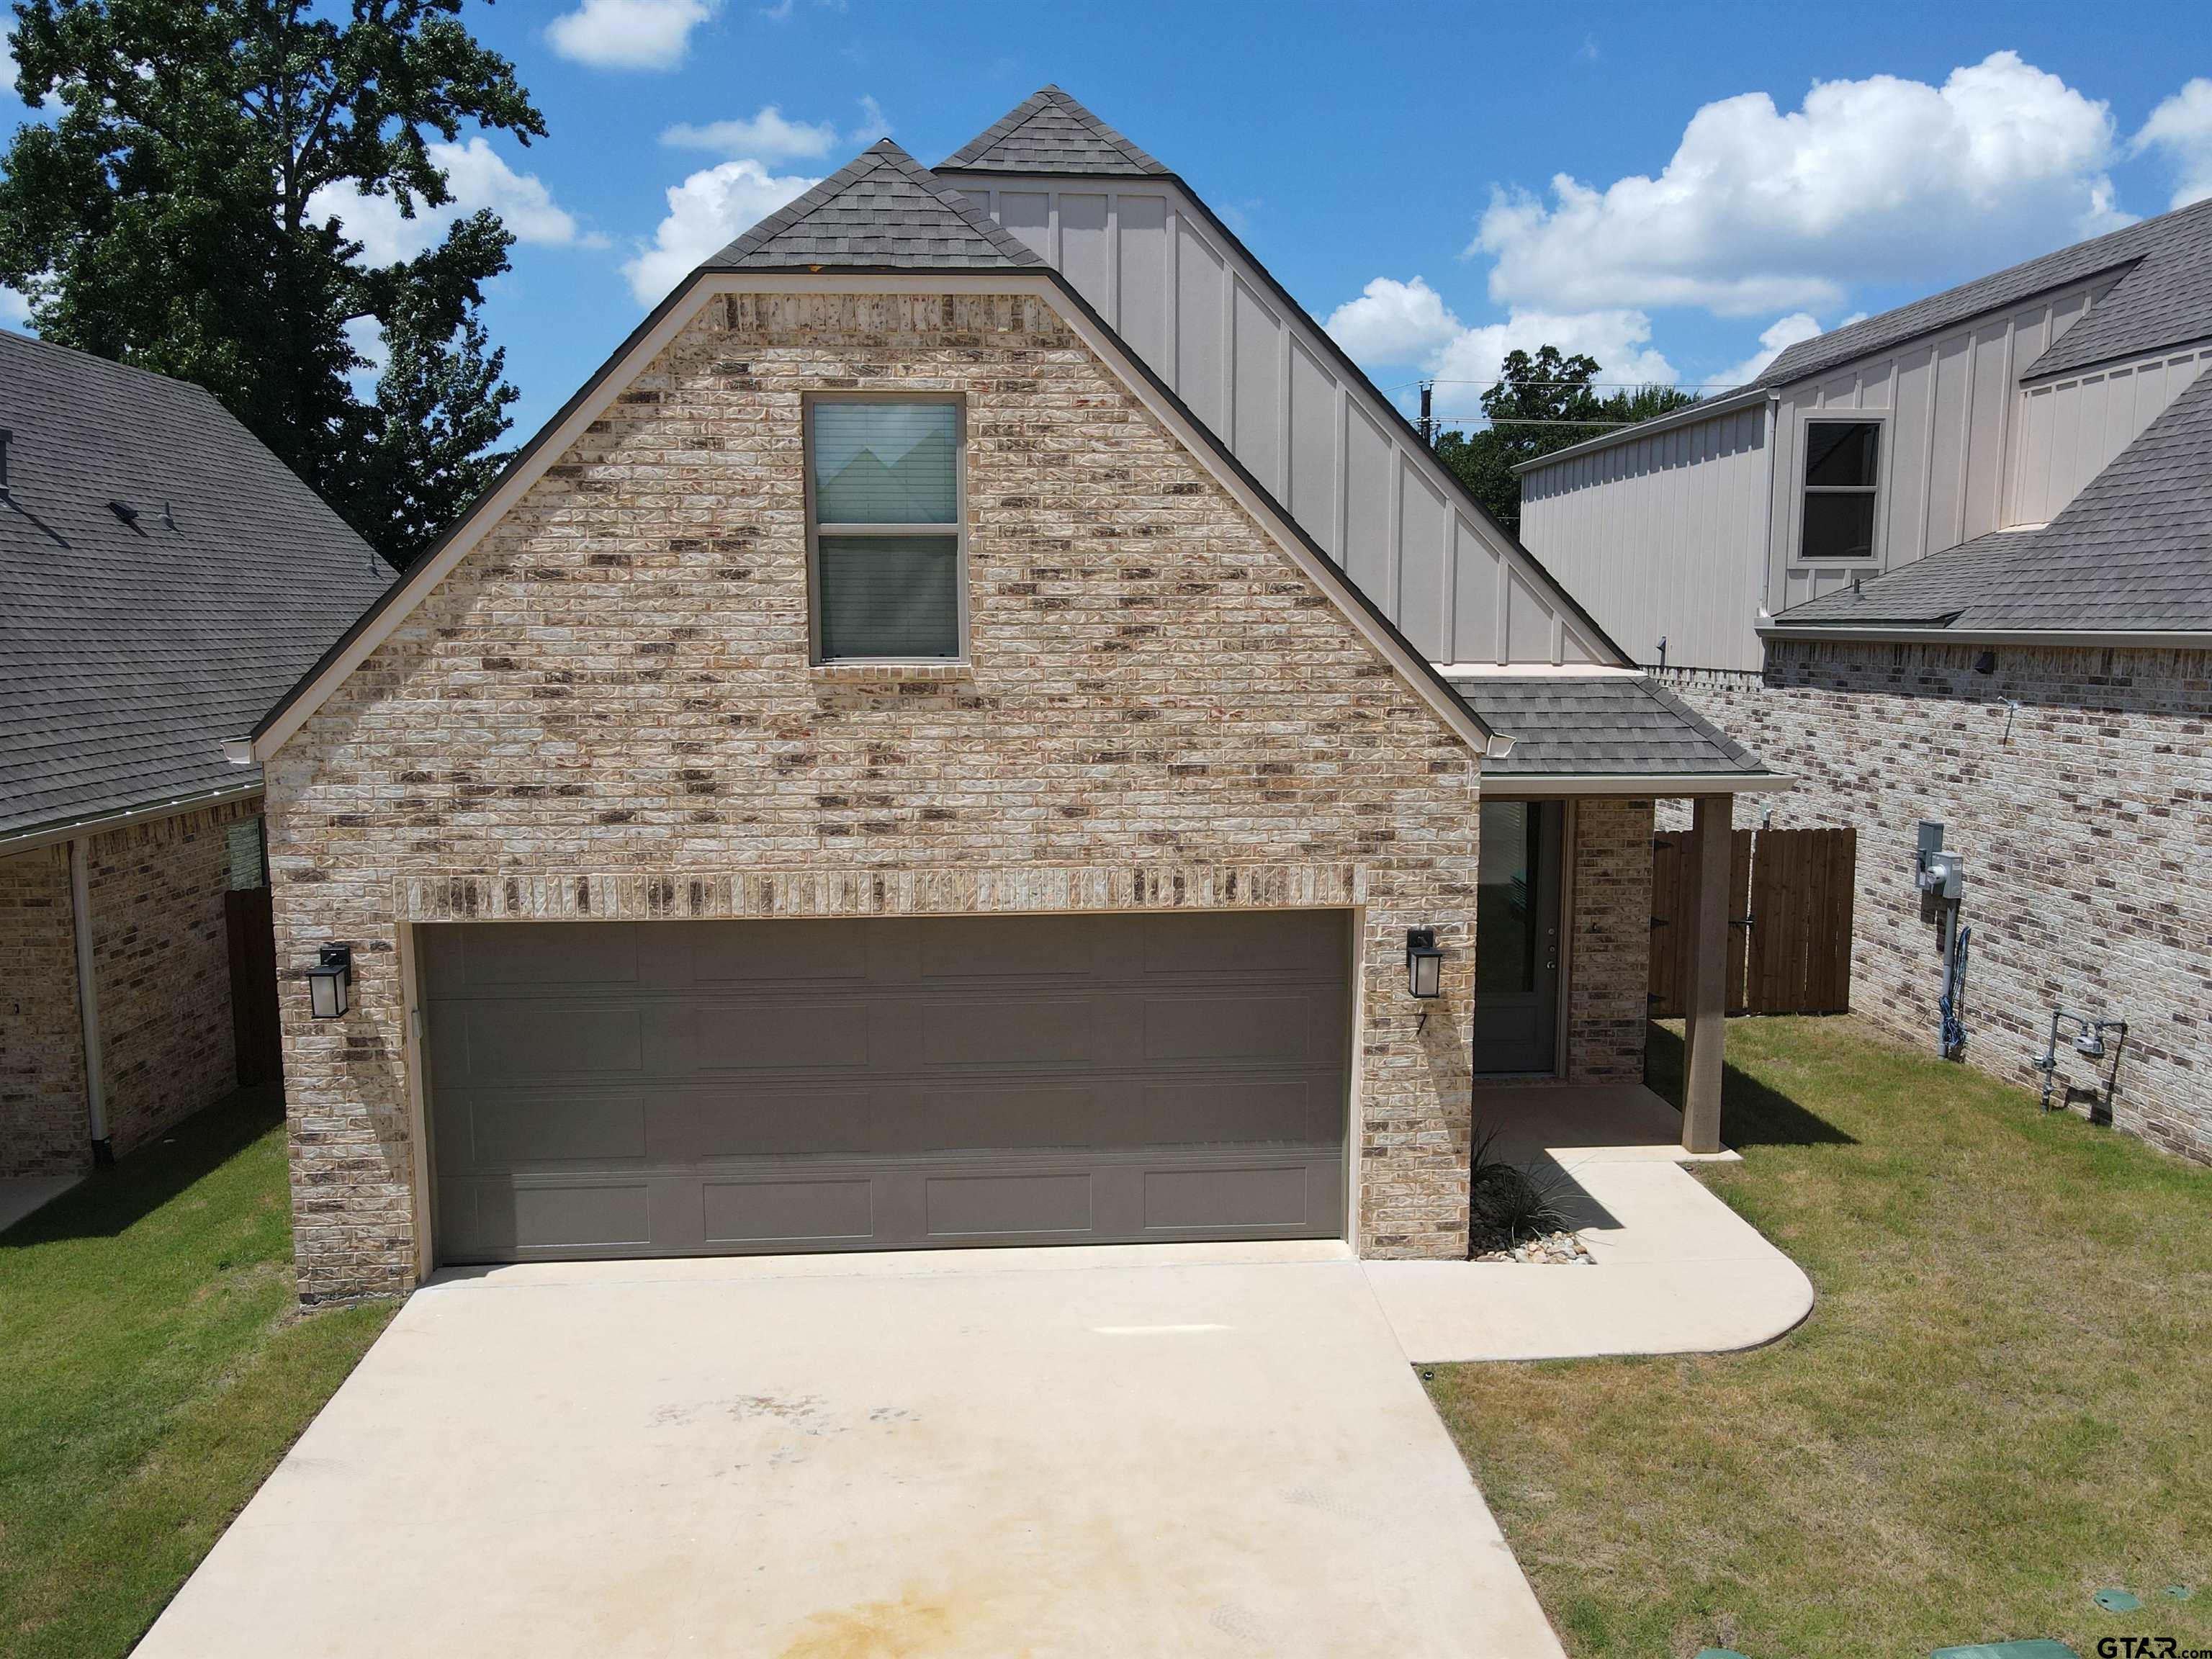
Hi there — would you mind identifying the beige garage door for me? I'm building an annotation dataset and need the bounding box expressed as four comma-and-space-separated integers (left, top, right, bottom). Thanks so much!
423, 911, 1350, 1262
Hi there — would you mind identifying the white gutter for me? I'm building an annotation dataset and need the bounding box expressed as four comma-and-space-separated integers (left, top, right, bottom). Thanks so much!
0, 779, 265, 856
1761, 625, 2212, 649
1481, 770, 1791, 797
68, 837, 112, 1165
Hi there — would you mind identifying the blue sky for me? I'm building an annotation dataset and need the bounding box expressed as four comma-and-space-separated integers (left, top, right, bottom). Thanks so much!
7, 0, 2211, 438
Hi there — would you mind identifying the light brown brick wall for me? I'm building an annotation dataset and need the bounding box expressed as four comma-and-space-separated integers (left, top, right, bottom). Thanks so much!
84, 800, 253, 1156
0, 845, 89, 1177
1566, 797, 1655, 1084
1662, 644, 2212, 1164
265, 289, 1493, 1301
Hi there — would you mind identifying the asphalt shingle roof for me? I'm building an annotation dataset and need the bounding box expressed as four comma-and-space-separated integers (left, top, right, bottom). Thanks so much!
937, 86, 1166, 176
1763, 197, 2212, 390
1, 329, 393, 840
1776, 364, 2212, 634
1449, 676, 1773, 779
706, 140, 1043, 271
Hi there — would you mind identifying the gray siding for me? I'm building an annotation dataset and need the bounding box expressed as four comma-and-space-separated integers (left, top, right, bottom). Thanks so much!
1519, 400, 1771, 671
941, 170, 1615, 667
2008, 342, 2212, 527
1763, 272, 2115, 619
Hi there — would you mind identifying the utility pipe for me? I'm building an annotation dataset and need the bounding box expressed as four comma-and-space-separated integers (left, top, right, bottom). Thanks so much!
67, 837, 113, 1166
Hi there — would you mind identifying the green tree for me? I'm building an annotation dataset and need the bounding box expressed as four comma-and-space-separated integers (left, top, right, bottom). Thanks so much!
0, 0, 543, 567
1431, 346, 1701, 534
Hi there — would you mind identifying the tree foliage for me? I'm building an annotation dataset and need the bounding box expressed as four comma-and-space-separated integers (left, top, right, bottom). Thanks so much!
0, 0, 543, 567
1432, 346, 1703, 534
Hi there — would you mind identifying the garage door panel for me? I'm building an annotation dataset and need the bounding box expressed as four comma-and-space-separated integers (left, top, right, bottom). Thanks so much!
925, 1171, 1094, 1237
422, 912, 1351, 1263
1143, 994, 1310, 1063
691, 1002, 861, 1071
692, 920, 867, 984
703, 1178, 875, 1244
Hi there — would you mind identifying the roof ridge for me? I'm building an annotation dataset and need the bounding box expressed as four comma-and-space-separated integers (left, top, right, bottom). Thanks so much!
937, 85, 1166, 176
704, 137, 1040, 272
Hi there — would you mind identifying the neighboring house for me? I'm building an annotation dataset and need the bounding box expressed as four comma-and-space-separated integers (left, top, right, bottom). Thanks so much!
233, 90, 1779, 1304
0, 330, 392, 1179
1513, 202, 2212, 1166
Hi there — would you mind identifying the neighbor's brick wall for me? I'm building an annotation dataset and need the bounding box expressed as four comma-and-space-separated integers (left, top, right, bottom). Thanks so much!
0, 846, 89, 1177
1566, 797, 1655, 1084
1660, 644, 2212, 1164
84, 799, 255, 1157
265, 289, 1490, 1301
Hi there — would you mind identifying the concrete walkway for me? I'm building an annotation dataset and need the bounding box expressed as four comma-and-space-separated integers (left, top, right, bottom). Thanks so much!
0, 1174, 81, 1236
138, 1243, 1568, 1659
1363, 1084, 1816, 1362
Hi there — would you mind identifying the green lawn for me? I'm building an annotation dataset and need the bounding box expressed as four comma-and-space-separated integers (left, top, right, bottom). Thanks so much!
1429, 1017, 2212, 1659
0, 1092, 394, 1659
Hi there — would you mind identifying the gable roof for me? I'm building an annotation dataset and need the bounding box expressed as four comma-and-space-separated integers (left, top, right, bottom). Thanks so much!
245, 141, 1501, 763
1771, 364, 2212, 637
1763, 196, 2212, 390
938, 86, 1166, 176
707, 140, 1042, 271
1, 328, 392, 843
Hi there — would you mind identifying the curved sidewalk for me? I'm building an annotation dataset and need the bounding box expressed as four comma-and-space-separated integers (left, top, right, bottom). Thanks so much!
1363, 1084, 1816, 1364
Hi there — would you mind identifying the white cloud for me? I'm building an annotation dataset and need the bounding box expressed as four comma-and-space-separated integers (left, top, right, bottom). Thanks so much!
621, 158, 819, 303
1475, 52, 2126, 318
1, 286, 31, 330
1323, 276, 1464, 364
310, 139, 583, 266
1325, 276, 1674, 418
547, 0, 716, 71
2134, 78, 2212, 209
1703, 312, 1823, 389
661, 97, 887, 162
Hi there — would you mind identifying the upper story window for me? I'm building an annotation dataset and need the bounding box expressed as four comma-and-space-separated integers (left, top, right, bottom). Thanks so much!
1799, 420, 1881, 560
806, 398, 966, 662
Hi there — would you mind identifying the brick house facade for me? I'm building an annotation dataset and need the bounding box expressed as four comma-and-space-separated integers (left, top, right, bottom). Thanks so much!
1664, 643, 2211, 1165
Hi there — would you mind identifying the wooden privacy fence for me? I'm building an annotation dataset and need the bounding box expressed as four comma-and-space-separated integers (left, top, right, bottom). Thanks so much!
225, 886, 283, 1087
1650, 827, 1856, 1019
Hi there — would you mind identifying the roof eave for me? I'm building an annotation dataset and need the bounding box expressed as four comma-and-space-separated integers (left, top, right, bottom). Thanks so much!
1478, 770, 1791, 796
1511, 382, 1773, 475
1760, 623, 2212, 648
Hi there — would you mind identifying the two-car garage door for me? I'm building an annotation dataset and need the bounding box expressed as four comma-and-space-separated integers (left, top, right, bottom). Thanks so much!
422, 910, 1351, 1263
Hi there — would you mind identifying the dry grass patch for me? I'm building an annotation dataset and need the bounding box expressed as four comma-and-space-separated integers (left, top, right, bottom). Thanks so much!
1428, 1017, 2211, 1659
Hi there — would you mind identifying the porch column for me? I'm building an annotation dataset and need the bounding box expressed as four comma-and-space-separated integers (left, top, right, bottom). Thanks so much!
1681, 792, 1732, 1154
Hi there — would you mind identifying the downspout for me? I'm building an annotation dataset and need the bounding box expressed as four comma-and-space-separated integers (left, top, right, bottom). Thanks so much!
68, 837, 114, 1167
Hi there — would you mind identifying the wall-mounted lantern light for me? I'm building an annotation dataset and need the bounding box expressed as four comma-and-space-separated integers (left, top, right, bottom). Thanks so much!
1405, 928, 1443, 999
308, 945, 352, 1020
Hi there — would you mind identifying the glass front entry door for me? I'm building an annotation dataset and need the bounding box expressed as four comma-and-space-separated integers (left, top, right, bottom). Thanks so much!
1471, 801, 1563, 1074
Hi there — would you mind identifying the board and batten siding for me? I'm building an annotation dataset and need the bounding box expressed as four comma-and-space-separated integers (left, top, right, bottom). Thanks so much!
1518, 399, 1772, 671
1763, 271, 2121, 619
2008, 342, 2212, 527
938, 170, 1615, 669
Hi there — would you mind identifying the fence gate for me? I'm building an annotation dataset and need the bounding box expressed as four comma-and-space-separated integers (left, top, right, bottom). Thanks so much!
1649, 826, 1855, 1019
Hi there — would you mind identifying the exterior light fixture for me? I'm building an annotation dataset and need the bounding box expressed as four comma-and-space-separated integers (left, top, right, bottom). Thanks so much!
308, 945, 352, 1020
1405, 928, 1443, 999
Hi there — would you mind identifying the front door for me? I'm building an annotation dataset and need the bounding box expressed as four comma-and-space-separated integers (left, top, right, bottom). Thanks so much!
1472, 801, 1563, 1074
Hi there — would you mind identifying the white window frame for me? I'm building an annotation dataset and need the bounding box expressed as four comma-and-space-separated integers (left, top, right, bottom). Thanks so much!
803, 392, 970, 665
1796, 415, 1885, 563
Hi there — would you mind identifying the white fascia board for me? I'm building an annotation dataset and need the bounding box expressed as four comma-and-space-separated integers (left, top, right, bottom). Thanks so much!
1481, 770, 1792, 797
1437, 662, 1645, 678
1761, 624, 2212, 648
250, 270, 1496, 764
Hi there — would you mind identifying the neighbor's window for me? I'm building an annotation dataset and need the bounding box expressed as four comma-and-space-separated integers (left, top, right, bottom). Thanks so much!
806, 399, 965, 661
1799, 420, 1881, 559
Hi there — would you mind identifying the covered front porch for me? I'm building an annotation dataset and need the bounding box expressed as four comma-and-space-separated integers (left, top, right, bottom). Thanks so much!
1453, 668, 1789, 1155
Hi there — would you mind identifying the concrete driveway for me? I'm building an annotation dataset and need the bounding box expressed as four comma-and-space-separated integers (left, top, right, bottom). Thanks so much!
138, 1242, 1565, 1659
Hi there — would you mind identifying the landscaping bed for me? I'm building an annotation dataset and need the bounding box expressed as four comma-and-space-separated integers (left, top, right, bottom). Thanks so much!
1427, 1016, 2211, 1659
0, 1091, 394, 1659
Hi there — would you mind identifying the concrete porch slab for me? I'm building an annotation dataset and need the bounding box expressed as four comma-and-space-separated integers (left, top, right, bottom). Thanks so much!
1364, 1084, 1813, 1364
